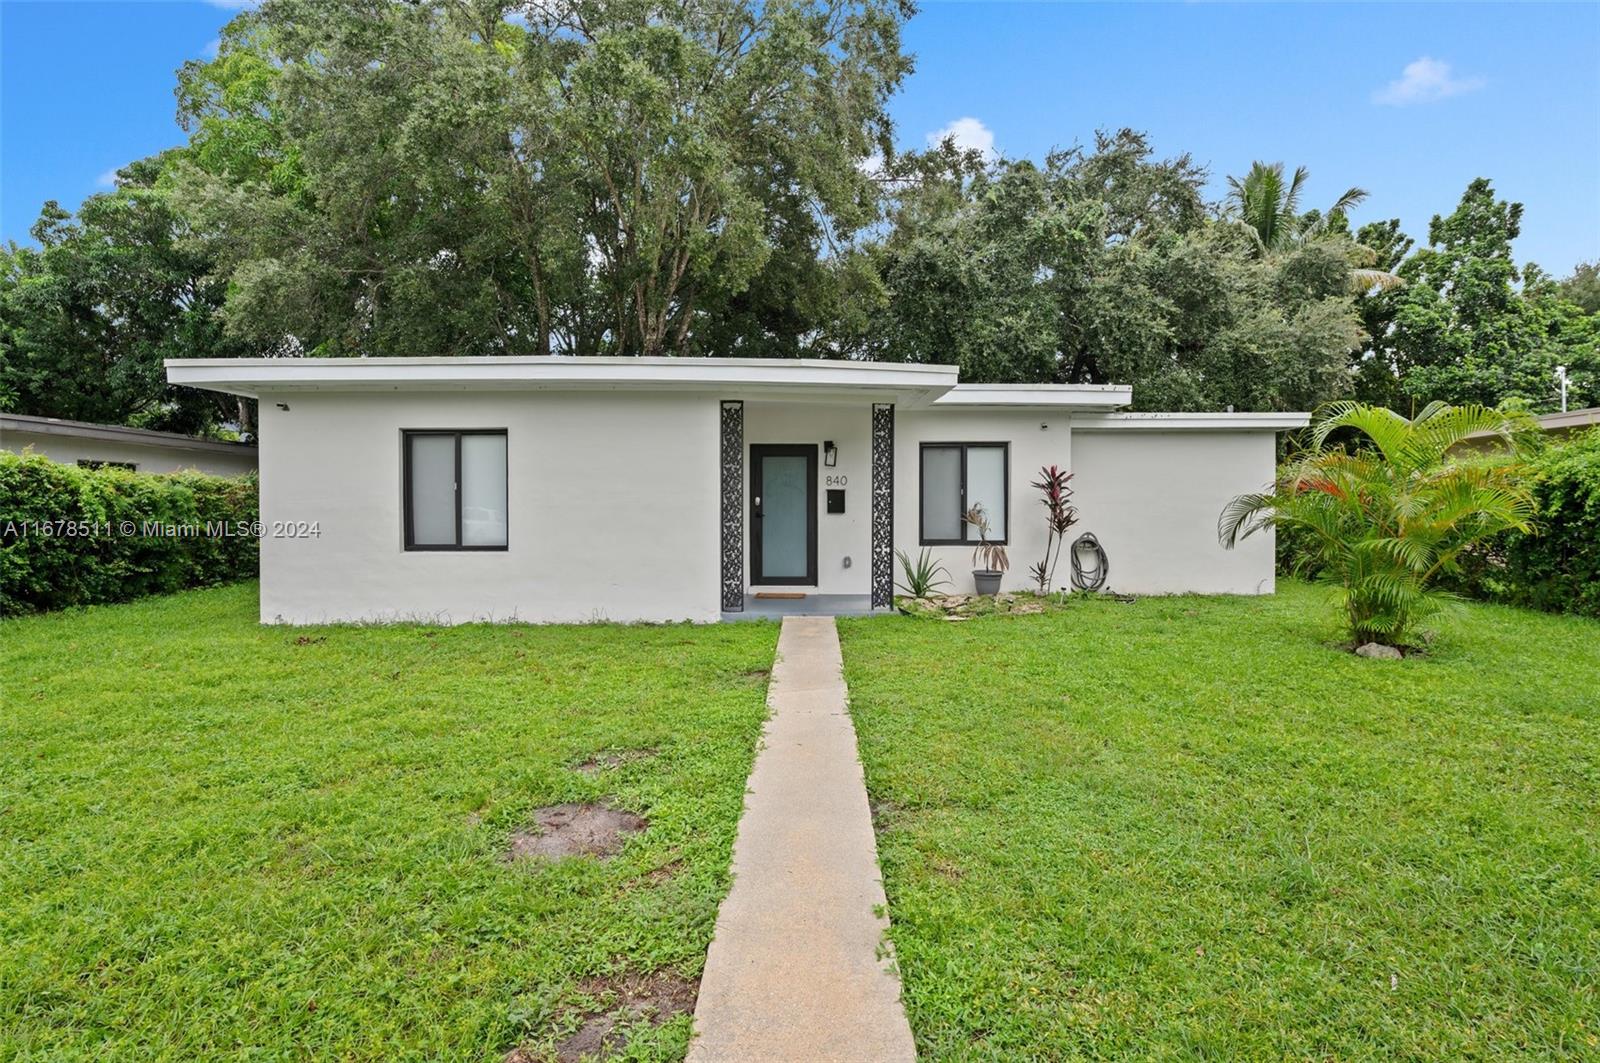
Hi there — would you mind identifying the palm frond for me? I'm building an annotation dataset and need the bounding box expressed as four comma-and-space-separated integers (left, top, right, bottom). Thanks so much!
1347, 267, 1404, 294
1328, 185, 1368, 216
1217, 491, 1277, 548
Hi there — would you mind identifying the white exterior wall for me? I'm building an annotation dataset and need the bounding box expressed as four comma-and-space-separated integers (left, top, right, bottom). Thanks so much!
2, 430, 257, 477
255, 391, 719, 624
1070, 428, 1277, 595
894, 409, 1073, 594
742, 402, 872, 596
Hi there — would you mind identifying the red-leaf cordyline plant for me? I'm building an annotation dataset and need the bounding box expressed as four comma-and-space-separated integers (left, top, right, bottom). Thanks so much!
1219, 401, 1537, 647
1028, 465, 1078, 594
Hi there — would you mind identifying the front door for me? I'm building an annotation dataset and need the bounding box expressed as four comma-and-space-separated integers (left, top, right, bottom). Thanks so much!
750, 444, 818, 586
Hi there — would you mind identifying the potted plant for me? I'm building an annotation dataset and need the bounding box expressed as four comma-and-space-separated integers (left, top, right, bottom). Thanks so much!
965, 504, 1008, 595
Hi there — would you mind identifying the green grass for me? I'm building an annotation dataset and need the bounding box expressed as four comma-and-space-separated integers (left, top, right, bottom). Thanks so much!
840, 581, 1600, 1060
1, 583, 777, 1062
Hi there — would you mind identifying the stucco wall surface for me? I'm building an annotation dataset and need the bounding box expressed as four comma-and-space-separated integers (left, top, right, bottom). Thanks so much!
255, 391, 719, 624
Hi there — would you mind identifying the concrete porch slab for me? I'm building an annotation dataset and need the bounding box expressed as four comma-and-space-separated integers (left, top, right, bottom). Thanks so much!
721, 593, 879, 621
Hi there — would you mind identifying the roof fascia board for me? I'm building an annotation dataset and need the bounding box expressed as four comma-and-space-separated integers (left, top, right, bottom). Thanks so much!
1072, 412, 1310, 431
165, 357, 960, 405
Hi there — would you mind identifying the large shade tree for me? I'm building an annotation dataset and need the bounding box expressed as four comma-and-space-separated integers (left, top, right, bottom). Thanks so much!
1383, 179, 1598, 411
866, 131, 1365, 411
0, 156, 249, 434
178, 0, 912, 359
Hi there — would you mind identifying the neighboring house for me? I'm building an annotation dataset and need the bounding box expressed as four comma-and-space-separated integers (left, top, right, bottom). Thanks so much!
166, 357, 1307, 624
0, 413, 258, 478
1532, 406, 1600, 439
1454, 406, 1600, 455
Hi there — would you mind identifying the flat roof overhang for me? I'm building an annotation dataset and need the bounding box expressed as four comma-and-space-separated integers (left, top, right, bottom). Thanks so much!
931, 383, 1133, 411
165, 356, 963, 408
1071, 411, 1310, 431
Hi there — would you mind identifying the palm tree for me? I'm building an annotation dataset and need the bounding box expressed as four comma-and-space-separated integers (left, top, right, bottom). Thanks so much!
1225, 161, 1403, 292
1219, 401, 1537, 647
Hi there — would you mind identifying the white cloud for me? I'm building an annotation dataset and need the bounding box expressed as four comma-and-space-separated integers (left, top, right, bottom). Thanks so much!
926, 116, 996, 159
1373, 57, 1485, 106
96, 168, 120, 189
205, 0, 259, 8
202, 37, 221, 59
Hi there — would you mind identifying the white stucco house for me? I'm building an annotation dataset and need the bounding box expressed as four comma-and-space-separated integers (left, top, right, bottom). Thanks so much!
165, 356, 1307, 624
1, 412, 258, 477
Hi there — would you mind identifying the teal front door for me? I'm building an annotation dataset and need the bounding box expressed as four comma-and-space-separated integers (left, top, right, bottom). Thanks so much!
750, 445, 818, 585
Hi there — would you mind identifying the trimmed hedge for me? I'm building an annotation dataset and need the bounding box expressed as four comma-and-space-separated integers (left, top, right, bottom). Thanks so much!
1, 452, 258, 615
1494, 428, 1600, 619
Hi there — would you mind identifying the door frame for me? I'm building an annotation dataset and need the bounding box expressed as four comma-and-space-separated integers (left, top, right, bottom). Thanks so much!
749, 444, 819, 586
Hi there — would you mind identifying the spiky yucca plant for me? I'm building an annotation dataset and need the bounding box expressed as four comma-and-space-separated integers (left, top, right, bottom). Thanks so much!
1220, 401, 1537, 647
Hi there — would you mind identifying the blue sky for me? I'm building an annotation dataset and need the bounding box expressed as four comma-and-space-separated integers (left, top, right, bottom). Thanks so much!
3, 1, 1597, 273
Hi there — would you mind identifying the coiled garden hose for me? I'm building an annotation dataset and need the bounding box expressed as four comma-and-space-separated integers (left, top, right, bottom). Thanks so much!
1069, 532, 1109, 592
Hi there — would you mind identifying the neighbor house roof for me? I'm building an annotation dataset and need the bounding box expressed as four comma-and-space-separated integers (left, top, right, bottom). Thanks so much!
0, 412, 257, 457
1535, 406, 1600, 433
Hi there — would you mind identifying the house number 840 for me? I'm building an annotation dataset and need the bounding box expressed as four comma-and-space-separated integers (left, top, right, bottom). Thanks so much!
826, 474, 848, 487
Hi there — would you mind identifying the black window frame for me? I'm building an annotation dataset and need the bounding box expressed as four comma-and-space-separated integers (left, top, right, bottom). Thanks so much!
918, 442, 1009, 546
402, 429, 509, 552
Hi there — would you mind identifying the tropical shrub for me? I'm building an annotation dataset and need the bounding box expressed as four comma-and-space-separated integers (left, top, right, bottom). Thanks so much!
1220, 401, 1536, 647
895, 547, 950, 599
1027, 465, 1078, 594
0, 452, 258, 614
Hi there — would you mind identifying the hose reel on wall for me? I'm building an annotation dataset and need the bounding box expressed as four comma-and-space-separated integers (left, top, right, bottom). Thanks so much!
1069, 532, 1109, 592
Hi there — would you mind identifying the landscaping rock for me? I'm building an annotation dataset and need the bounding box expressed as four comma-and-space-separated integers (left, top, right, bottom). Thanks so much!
1355, 642, 1403, 660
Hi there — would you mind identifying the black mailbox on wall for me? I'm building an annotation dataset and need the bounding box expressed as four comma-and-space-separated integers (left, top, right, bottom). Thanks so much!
826, 489, 846, 514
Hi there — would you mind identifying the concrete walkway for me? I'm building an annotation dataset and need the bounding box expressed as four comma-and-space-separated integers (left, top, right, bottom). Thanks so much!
689, 616, 916, 1062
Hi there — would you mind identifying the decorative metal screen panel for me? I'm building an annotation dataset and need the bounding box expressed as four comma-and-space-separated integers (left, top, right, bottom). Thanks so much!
871, 402, 894, 609
720, 401, 745, 611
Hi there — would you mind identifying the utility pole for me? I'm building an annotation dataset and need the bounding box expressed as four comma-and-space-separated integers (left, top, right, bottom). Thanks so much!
1556, 365, 1569, 413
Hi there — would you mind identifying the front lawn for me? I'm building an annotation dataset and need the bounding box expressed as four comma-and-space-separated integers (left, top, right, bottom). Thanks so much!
1, 583, 777, 1061
841, 582, 1600, 1059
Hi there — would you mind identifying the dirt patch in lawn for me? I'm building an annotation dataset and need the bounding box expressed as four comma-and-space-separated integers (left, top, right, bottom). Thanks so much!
505, 970, 699, 1063
506, 803, 647, 862
574, 749, 657, 776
